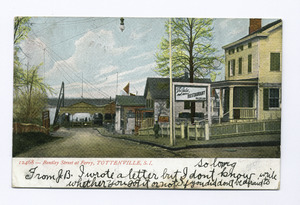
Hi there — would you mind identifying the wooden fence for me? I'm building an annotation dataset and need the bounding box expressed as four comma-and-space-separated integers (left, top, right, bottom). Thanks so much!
210, 120, 281, 138
13, 122, 49, 135
138, 120, 281, 140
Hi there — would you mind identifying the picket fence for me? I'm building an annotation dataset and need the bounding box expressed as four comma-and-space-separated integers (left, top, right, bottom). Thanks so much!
138, 120, 281, 140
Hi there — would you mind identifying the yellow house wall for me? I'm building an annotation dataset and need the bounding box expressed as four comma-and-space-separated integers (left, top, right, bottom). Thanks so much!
258, 87, 281, 120
258, 26, 282, 120
258, 27, 282, 84
225, 39, 259, 81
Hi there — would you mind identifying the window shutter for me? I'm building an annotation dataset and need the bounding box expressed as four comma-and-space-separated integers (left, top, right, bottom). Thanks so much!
228, 61, 230, 77
239, 58, 242, 74
248, 55, 252, 72
232, 59, 235, 76
263, 88, 269, 110
270, 53, 280, 71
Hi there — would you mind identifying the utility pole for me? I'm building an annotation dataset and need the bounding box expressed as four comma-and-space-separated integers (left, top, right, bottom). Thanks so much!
43, 48, 46, 79
81, 72, 83, 98
116, 72, 118, 96
169, 18, 174, 146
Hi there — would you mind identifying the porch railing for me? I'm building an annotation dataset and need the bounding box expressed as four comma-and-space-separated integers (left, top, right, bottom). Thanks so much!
233, 107, 256, 119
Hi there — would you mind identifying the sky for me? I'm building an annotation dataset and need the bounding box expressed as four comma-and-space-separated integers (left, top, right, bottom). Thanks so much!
18, 17, 277, 99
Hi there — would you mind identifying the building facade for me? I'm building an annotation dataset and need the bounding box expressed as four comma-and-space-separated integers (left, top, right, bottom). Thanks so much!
212, 19, 282, 122
144, 77, 211, 126
115, 95, 146, 134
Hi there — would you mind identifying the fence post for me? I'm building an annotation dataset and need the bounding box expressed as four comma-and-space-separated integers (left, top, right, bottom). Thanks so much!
205, 120, 210, 140
181, 122, 185, 139
187, 124, 190, 140
195, 122, 199, 140
167, 124, 170, 138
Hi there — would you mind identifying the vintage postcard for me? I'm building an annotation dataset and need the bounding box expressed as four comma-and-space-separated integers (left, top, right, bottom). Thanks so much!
12, 17, 281, 189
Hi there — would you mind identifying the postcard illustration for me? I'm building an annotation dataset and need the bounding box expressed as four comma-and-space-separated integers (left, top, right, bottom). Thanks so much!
12, 17, 281, 189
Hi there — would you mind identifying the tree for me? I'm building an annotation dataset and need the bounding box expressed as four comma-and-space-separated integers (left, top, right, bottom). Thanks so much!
13, 17, 53, 124
14, 17, 31, 45
155, 18, 223, 123
14, 63, 53, 123
14, 17, 31, 92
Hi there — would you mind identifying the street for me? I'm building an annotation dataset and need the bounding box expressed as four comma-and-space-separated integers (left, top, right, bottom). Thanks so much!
16, 127, 279, 158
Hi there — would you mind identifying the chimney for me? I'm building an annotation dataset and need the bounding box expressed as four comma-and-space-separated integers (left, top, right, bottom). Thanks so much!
249, 19, 262, 34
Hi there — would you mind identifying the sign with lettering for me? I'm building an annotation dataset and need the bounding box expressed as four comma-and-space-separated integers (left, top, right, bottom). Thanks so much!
175, 86, 207, 101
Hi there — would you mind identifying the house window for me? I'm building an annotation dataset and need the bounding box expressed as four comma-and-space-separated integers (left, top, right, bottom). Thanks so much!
229, 49, 235, 55
184, 101, 191, 109
238, 57, 242, 74
228, 59, 236, 77
269, 89, 280, 108
248, 54, 252, 73
248, 42, 252, 48
229, 59, 235, 76
151, 99, 154, 108
270, 53, 280, 71
263, 88, 280, 110
237, 45, 244, 52
147, 99, 154, 108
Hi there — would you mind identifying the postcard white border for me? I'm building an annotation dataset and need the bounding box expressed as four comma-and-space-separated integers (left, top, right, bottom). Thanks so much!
1, 0, 300, 204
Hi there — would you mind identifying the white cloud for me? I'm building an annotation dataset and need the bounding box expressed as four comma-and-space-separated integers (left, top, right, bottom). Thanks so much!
94, 65, 118, 79
19, 37, 46, 66
118, 62, 156, 78
130, 28, 152, 40
45, 29, 132, 85
130, 51, 154, 60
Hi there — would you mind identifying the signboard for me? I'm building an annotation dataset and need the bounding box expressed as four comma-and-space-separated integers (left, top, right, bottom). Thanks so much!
175, 85, 207, 101
158, 116, 169, 122
42, 110, 50, 129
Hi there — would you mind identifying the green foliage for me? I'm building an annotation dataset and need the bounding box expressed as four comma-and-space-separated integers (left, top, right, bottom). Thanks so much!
13, 64, 53, 123
14, 17, 31, 92
14, 89, 47, 123
13, 132, 57, 156
14, 17, 31, 45
155, 18, 224, 81
13, 17, 54, 124
210, 71, 221, 82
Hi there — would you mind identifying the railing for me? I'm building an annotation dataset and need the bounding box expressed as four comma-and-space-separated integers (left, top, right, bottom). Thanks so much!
234, 107, 256, 119
210, 120, 281, 138
13, 122, 49, 135
139, 119, 281, 141
141, 118, 154, 128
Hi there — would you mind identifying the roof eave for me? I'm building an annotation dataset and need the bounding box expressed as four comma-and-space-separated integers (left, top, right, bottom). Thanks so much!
222, 33, 269, 50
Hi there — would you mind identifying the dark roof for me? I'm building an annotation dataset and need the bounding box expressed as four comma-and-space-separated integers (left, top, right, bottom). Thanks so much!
115, 95, 145, 106
239, 19, 282, 41
47, 98, 113, 107
144, 77, 211, 99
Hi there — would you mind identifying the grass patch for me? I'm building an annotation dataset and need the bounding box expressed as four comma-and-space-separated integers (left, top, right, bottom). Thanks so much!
13, 132, 58, 157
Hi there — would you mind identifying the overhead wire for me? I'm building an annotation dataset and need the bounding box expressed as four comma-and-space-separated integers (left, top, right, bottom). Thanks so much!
29, 26, 113, 98
26, 17, 130, 98
48, 18, 117, 48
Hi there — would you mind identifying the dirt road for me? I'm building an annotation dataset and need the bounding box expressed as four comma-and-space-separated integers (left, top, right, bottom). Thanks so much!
16, 127, 279, 158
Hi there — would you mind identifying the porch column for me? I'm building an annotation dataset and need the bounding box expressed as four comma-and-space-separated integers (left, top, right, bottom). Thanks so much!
253, 88, 257, 118
229, 86, 234, 120
219, 88, 223, 123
